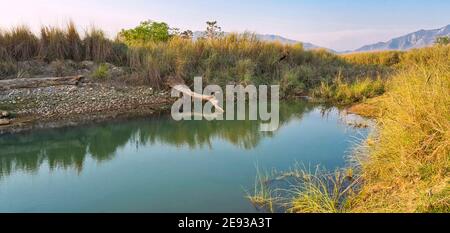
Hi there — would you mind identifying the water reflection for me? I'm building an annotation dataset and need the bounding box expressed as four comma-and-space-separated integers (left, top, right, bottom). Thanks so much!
0, 101, 319, 178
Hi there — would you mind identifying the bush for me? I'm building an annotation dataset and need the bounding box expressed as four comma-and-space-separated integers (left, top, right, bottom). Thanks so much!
92, 63, 109, 79
118, 20, 172, 45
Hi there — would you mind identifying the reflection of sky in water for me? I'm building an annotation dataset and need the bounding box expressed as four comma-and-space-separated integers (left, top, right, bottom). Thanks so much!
0, 101, 369, 212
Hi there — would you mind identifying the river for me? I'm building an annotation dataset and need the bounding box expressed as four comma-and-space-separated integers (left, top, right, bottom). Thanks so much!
0, 101, 369, 212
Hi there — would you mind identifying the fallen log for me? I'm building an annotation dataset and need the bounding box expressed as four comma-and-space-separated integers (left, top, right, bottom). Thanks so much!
166, 76, 224, 113
0, 119, 10, 126
0, 75, 84, 91
172, 85, 224, 113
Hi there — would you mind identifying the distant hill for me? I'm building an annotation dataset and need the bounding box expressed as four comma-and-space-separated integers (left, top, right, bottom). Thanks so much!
354, 24, 450, 52
193, 31, 335, 52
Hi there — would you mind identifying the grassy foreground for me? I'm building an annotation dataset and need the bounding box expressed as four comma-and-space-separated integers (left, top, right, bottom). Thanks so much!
250, 45, 450, 213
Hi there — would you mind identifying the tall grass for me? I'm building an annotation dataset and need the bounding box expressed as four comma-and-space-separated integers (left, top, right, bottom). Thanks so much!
311, 73, 385, 105
252, 45, 450, 213
0, 24, 127, 69
352, 45, 450, 212
124, 33, 379, 93
247, 165, 360, 213
342, 51, 404, 67
0, 25, 39, 61
65, 22, 83, 61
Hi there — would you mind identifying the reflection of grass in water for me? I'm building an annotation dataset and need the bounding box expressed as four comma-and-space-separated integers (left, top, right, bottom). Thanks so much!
0, 101, 317, 178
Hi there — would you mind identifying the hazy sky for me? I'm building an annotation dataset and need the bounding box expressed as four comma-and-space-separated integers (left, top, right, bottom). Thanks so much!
1, 0, 449, 51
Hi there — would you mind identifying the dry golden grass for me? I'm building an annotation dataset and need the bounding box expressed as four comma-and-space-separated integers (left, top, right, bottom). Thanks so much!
0, 24, 127, 65
249, 45, 449, 213
352, 46, 450, 212
341, 51, 404, 67
347, 96, 386, 118
311, 74, 386, 105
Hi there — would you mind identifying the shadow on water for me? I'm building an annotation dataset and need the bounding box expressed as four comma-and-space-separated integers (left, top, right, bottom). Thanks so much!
0, 101, 320, 178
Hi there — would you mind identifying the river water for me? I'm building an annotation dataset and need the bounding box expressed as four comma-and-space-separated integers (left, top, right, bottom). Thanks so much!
0, 101, 369, 212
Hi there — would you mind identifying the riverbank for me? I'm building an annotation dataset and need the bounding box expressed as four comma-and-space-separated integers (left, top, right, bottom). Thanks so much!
249, 45, 450, 213
0, 82, 172, 135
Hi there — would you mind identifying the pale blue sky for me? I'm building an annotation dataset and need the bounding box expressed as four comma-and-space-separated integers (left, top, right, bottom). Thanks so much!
1, 0, 449, 51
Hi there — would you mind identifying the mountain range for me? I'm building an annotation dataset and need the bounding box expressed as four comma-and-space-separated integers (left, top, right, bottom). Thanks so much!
193, 24, 450, 54
354, 24, 450, 52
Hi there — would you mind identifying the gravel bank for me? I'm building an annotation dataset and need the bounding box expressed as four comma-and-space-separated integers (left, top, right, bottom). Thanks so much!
0, 82, 173, 134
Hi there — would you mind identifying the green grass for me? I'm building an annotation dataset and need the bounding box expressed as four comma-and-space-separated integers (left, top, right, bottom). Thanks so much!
311, 74, 385, 105
289, 170, 356, 213
92, 63, 109, 79
247, 165, 360, 213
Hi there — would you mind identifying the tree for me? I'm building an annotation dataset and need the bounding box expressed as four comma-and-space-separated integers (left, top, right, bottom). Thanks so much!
435, 36, 450, 46
203, 21, 223, 39
180, 30, 194, 40
118, 20, 172, 44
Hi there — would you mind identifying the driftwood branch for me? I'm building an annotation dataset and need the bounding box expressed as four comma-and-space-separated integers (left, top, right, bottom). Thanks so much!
172, 85, 225, 113
0, 75, 84, 91
166, 76, 225, 113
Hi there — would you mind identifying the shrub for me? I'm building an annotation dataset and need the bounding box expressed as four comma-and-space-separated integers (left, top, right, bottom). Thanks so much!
435, 36, 450, 46
92, 63, 109, 79
118, 20, 172, 45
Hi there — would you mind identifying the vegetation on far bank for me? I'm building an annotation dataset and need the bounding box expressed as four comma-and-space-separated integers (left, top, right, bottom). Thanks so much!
1, 20, 389, 99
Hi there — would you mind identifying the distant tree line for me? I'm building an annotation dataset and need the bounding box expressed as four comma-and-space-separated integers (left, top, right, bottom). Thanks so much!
118, 20, 224, 45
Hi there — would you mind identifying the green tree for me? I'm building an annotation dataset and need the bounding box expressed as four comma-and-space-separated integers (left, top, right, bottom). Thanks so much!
118, 20, 172, 44
435, 36, 450, 46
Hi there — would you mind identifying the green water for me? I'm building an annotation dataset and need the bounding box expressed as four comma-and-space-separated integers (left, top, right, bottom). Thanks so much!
0, 101, 368, 213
